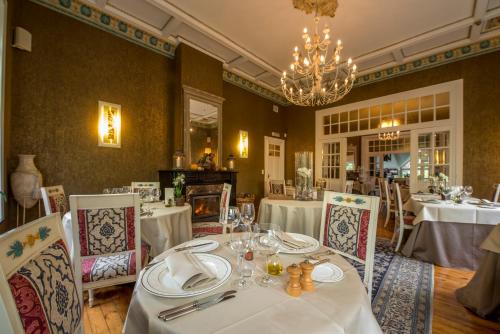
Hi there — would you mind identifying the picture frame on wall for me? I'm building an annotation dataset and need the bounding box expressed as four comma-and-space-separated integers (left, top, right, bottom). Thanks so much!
98, 101, 121, 148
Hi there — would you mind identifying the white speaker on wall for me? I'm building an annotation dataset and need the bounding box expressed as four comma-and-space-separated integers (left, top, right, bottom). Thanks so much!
12, 27, 32, 52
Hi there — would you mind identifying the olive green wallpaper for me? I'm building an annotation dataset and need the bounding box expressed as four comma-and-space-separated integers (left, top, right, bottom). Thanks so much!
284, 50, 500, 199
222, 82, 286, 206
4, 0, 175, 228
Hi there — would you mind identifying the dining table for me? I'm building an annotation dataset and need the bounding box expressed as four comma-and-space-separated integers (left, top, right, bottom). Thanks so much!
61, 202, 193, 259
123, 233, 382, 334
401, 195, 500, 269
257, 198, 323, 239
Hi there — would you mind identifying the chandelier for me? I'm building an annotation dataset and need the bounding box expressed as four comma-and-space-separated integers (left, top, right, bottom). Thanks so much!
378, 119, 401, 141
281, 0, 356, 106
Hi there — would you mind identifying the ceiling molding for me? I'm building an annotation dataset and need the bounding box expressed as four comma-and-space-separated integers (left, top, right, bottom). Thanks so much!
30, 0, 176, 58
353, 36, 500, 87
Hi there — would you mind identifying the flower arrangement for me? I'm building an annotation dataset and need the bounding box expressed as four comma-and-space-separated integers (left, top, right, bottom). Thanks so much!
295, 152, 314, 201
296, 167, 312, 179
172, 173, 185, 198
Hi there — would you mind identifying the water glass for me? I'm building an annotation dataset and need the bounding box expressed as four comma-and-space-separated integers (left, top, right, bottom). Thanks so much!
255, 229, 282, 287
464, 186, 473, 198
103, 188, 111, 194
230, 223, 252, 289
153, 188, 162, 202
241, 203, 255, 225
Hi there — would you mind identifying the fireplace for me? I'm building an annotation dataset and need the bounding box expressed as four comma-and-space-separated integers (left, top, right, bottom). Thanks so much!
158, 170, 237, 223
186, 184, 224, 222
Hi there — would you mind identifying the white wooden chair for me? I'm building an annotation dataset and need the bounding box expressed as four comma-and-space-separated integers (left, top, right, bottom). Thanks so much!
70, 193, 147, 307
192, 183, 232, 238
40, 185, 69, 217
319, 191, 379, 299
131, 181, 160, 193
344, 180, 354, 194
493, 184, 500, 202
0, 214, 83, 334
381, 180, 395, 227
268, 179, 286, 195
391, 183, 415, 252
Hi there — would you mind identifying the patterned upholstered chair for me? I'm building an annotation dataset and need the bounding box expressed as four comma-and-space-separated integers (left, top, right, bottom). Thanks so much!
70, 193, 148, 307
381, 179, 395, 228
131, 182, 160, 194
40, 185, 69, 217
319, 191, 379, 299
391, 183, 415, 252
344, 180, 354, 194
0, 214, 83, 334
192, 183, 232, 238
268, 179, 286, 195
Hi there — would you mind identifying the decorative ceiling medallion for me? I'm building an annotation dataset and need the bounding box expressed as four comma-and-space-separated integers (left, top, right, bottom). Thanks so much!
293, 0, 339, 18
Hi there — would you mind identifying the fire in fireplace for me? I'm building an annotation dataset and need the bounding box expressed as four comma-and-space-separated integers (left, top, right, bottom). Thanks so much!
186, 184, 224, 222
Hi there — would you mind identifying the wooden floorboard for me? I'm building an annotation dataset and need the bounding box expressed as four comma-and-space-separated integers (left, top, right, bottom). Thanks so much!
83, 216, 500, 334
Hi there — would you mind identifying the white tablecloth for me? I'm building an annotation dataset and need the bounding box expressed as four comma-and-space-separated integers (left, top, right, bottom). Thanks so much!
403, 197, 500, 225
123, 234, 381, 334
257, 198, 323, 239
62, 203, 193, 258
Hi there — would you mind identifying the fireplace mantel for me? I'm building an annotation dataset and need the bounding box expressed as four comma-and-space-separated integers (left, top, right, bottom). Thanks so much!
158, 170, 237, 206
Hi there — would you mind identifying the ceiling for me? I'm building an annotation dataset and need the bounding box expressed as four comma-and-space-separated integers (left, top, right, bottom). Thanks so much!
189, 99, 218, 125
88, 0, 500, 95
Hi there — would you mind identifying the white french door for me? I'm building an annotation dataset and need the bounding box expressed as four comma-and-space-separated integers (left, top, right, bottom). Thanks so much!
316, 138, 347, 191
264, 136, 285, 195
410, 126, 459, 192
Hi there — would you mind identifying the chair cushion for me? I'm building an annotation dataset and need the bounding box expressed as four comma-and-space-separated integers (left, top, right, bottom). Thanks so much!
48, 193, 68, 216
8, 239, 81, 334
322, 203, 370, 261
403, 215, 415, 225
82, 243, 149, 283
192, 222, 223, 238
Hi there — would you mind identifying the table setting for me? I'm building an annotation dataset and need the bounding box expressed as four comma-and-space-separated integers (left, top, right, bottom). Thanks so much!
124, 208, 381, 334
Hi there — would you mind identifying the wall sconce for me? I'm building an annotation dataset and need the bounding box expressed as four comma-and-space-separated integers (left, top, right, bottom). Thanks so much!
98, 101, 121, 148
239, 130, 248, 158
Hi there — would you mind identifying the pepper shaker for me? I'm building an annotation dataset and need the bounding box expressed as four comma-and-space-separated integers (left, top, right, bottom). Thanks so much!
299, 261, 315, 292
286, 264, 302, 297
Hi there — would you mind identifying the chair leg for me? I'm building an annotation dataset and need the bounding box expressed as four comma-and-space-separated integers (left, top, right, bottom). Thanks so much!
395, 228, 405, 252
391, 226, 398, 244
88, 289, 95, 308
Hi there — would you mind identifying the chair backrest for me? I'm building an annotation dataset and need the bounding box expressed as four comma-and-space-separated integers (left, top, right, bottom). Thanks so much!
394, 183, 404, 225
319, 191, 379, 298
377, 177, 385, 199
345, 180, 354, 194
69, 194, 141, 285
131, 182, 160, 193
40, 185, 68, 216
269, 180, 286, 195
0, 214, 82, 334
493, 184, 500, 203
383, 180, 391, 204
219, 183, 232, 224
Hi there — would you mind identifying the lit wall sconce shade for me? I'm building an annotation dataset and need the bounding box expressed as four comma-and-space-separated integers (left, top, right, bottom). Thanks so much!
98, 101, 121, 148
239, 130, 248, 158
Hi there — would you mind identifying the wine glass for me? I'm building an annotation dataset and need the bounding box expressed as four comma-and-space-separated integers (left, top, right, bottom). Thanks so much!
464, 186, 473, 198
153, 188, 162, 202
229, 223, 253, 289
255, 229, 282, 287
241, 203, 255, 225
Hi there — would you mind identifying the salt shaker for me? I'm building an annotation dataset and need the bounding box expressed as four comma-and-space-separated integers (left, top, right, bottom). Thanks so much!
286, 264, 302, 297
299, 261, 315, 292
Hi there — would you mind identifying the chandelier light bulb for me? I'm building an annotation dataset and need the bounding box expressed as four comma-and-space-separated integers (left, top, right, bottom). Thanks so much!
294, 46, 299, 52
290, 64, 295, 70
337, 39, 342, 46
353, 64, 357, 72
299, 88, 303, 94
303, 27, 308, 34
325, 33, 329, 40
306, 36, 311, 43
335, 83, 338, 89
348, 58, 352, 65
283, 71, 287, 77
335, 54, 340, 63
320, 55, 325, 63
304, 58, 310, 66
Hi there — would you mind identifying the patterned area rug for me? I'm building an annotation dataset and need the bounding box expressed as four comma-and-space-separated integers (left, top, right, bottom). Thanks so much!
348, 239, 434, 334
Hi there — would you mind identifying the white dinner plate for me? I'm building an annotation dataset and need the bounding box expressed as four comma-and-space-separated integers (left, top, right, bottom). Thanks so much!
278, 233, 320, 254
311, 263, 344, 283
174, 239, 219, 253
141, 253, 231, 298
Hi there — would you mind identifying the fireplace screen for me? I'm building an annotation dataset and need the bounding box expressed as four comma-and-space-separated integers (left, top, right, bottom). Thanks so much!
192, 194, 221, 220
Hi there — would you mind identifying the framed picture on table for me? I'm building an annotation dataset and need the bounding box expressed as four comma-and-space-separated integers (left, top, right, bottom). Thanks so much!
164, 188, 175, 207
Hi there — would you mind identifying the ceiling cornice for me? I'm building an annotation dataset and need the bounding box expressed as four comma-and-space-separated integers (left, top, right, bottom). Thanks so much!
29, 0, 500, 108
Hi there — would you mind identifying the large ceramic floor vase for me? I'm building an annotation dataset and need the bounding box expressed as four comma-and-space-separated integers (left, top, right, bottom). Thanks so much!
11, 154, 43, 208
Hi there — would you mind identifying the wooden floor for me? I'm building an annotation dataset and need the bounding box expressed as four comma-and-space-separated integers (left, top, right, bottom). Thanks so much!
83, 218, 500, 334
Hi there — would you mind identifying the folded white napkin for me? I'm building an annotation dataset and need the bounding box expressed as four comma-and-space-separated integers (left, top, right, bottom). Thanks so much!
279, 232, 309, 248
164, 253, 216, 290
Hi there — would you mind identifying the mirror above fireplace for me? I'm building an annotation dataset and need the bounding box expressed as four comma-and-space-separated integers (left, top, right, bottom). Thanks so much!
183, 85, 224, 167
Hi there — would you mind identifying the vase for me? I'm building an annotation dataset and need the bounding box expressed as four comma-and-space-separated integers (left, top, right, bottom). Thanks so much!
295, 152, 313, 201
175, 196, 185, 207
11, 154, 43, 209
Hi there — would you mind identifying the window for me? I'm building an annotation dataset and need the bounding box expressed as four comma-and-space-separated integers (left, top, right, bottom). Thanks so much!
416, 131, 450, 181
322, 142, 340, 179
321, 91, 451, 136
268, 144, 280, 157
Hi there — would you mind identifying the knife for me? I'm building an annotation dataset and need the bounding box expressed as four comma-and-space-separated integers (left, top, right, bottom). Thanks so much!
159, 294, 236, 321
174, 242, 214, 252
158, 290, 236, 317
